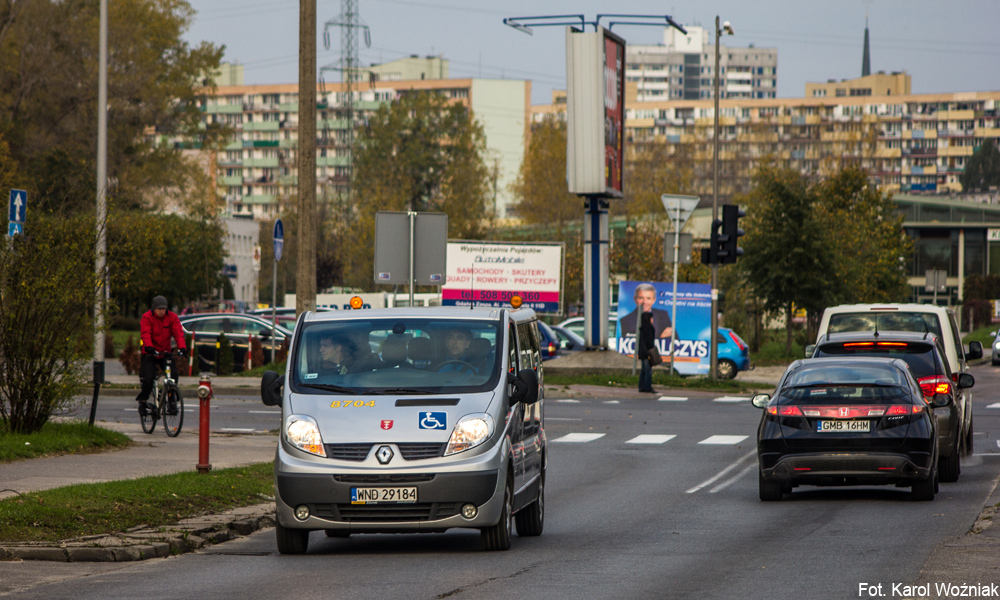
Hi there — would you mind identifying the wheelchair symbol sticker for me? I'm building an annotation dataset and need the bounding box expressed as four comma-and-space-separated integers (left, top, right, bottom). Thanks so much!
419, 412, 447, 430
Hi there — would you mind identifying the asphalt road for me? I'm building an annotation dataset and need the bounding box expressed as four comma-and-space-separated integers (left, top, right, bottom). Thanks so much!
5, 364, 1000, 600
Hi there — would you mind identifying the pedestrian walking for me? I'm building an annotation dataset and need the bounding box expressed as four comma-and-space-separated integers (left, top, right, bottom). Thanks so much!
637, 311, 656, 393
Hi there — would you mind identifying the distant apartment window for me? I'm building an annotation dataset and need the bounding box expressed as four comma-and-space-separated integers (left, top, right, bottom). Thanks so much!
836, 89, 846, 97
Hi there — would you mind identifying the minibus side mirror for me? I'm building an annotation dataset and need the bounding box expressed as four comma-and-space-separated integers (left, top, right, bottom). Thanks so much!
510, 368, 539, 405
261, 370, 284, 407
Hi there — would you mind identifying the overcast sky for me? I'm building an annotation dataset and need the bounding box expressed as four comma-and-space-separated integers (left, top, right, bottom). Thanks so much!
183, 0, 999, 105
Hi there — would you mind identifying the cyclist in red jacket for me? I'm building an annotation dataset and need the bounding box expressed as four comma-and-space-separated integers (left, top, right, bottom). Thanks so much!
137, 296, 187, 416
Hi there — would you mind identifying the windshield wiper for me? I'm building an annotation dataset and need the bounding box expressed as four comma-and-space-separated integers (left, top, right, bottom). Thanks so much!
369, 387, 434, 395
298, 383, 361, 394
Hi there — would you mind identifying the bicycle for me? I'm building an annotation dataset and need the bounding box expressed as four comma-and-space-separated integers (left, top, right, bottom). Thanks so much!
139, 350, 185, 437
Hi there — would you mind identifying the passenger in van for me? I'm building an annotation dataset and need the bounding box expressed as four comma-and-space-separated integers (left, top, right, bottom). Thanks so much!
318, 334, 357, 375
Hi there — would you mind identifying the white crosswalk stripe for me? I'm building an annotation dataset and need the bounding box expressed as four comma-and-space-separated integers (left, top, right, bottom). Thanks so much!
658, 396, 688, 402
698, 435, 749, 445
625, 434, 676, 444
552, 433, 606, 443
986, 402, 1000, 409
604, 400, 620, 404
713, 396, 750, 403
555, 399, 581, 404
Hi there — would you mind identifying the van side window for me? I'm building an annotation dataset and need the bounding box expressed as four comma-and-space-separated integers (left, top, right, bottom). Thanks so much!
948, 314, 965, 361
508, 325, 519, 374
516, 323, 535, 369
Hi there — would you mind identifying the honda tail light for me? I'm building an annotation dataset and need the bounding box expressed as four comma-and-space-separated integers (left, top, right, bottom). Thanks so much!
767, 406, 803, 416
917, 375, 951, 397
886, 405, 925, 415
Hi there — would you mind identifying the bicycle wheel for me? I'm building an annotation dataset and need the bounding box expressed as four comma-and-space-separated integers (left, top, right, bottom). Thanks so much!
163, 384, 184, 437
139, 391, 158, 434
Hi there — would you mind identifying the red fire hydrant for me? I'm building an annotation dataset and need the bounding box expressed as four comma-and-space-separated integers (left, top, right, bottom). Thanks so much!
196, 374, 213, 474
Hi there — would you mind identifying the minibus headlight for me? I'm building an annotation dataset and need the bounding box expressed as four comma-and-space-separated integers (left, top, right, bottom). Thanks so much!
445, 414, 494, 456
285, 415, 327, 457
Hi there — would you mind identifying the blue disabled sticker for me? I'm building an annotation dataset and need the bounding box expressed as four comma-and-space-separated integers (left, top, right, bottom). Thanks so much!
419, 411, 447, 430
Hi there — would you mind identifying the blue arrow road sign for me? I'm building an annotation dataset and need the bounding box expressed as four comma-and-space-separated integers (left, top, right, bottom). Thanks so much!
273, 219, 284, 262
8, 222, 22, 237
9, 189, 26, 224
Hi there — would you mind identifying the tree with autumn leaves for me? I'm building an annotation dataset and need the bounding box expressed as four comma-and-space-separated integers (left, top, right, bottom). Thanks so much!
737, 163, 912, 353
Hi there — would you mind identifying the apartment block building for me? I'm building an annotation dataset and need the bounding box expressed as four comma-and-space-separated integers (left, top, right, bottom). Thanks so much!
626, 26, 777, 102
531, 87, 1000, 205
191, 65, 530, 220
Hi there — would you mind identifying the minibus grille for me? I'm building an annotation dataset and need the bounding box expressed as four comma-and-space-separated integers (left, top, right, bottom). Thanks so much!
326, 443, 373, 461
312, 502, 462, 522
333, 474, 436, 484
324, 442, 446, 461
397, 443, 446, 460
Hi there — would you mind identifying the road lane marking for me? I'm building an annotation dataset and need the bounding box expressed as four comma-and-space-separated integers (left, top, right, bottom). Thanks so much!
248, 411, 281, 414
686, 450, 756, 494
658, 396, 688, 402
709, 464, 756, 493
555, 399, 581, 404
218, 428, 256, 433
713, 396, 750, 403
986, 403, 1000, 409
552, 433, 605, 443
626, 434, 676, 444
698, 435, 749, 445
546, 417, 583, 421
604, 400, 621, 404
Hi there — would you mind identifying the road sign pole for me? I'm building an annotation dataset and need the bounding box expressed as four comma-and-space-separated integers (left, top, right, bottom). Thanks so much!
669, 202, 681, 371
272, 219, 283, 362
408, 211, 416, 307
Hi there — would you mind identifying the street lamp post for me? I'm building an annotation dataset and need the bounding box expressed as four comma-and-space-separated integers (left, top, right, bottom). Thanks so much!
710, 16, 734, 380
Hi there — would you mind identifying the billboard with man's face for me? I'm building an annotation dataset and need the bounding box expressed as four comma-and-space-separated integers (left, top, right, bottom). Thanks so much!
616, 281, 712, 375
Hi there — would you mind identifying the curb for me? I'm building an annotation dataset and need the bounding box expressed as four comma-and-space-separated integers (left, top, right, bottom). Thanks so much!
0, 502, 275, 562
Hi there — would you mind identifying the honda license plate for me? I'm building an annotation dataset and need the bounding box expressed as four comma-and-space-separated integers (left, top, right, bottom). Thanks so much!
350, 486, 418, 504
817, 420, 870, 433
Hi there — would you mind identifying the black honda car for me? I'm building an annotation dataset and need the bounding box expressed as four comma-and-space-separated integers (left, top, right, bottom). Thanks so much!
752, 357, 942, 501
810, 331, 974, 483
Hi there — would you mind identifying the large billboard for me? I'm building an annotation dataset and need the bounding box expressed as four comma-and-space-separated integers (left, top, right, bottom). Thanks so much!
616, 281, 712, 375
566, 26, 625, 198
441, 241, 563, 313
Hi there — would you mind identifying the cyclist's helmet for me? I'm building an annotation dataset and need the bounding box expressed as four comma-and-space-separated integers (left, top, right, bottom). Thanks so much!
152, 296, 168, 309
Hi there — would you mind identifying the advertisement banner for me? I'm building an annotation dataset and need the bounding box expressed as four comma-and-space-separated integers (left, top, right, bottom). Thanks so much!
616, 281, 712, 375
604, 29, 625, 195
441, 242, 563, 313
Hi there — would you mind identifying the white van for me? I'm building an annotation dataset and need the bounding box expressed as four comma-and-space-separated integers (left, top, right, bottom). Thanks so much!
811, 303, 983, 457
260, 305, 546, 554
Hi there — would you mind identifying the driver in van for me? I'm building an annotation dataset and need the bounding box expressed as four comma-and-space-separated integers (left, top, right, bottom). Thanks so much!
435, 328, 478, 372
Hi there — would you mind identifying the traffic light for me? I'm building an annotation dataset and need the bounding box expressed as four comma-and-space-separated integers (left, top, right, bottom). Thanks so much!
719, 204, 745, 264
701, 217, 724, 265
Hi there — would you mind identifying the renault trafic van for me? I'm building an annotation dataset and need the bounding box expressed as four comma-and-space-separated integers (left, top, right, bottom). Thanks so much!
260, 305, 546, 553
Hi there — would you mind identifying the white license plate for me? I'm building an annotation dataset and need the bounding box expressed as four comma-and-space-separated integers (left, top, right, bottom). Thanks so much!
817, 420, 871, 433
350, 487, 418, 504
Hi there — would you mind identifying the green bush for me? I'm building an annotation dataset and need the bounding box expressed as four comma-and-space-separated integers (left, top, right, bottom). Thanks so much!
0, 215, 101, 433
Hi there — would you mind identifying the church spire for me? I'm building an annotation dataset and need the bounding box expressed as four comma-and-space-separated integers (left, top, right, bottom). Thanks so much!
862, 17, 871, 76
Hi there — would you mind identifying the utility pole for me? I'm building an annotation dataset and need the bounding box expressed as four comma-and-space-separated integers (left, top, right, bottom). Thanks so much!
90, 0, 108, 426
297, 0, 317, 315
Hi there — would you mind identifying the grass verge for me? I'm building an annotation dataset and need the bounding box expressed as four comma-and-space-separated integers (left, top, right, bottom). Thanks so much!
0, 421, 132, 463
545, 372, 761, 392
962, 324, 997, 350
0, 462, 274, 543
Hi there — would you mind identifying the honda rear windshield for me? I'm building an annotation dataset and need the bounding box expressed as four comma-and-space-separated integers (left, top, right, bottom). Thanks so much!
778, 363, 910, 404
827, 312, 942, 338
814, 343, 942, 379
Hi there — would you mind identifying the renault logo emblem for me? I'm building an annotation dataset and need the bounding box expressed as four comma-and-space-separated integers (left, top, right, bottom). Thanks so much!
376, 445, 394, 465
